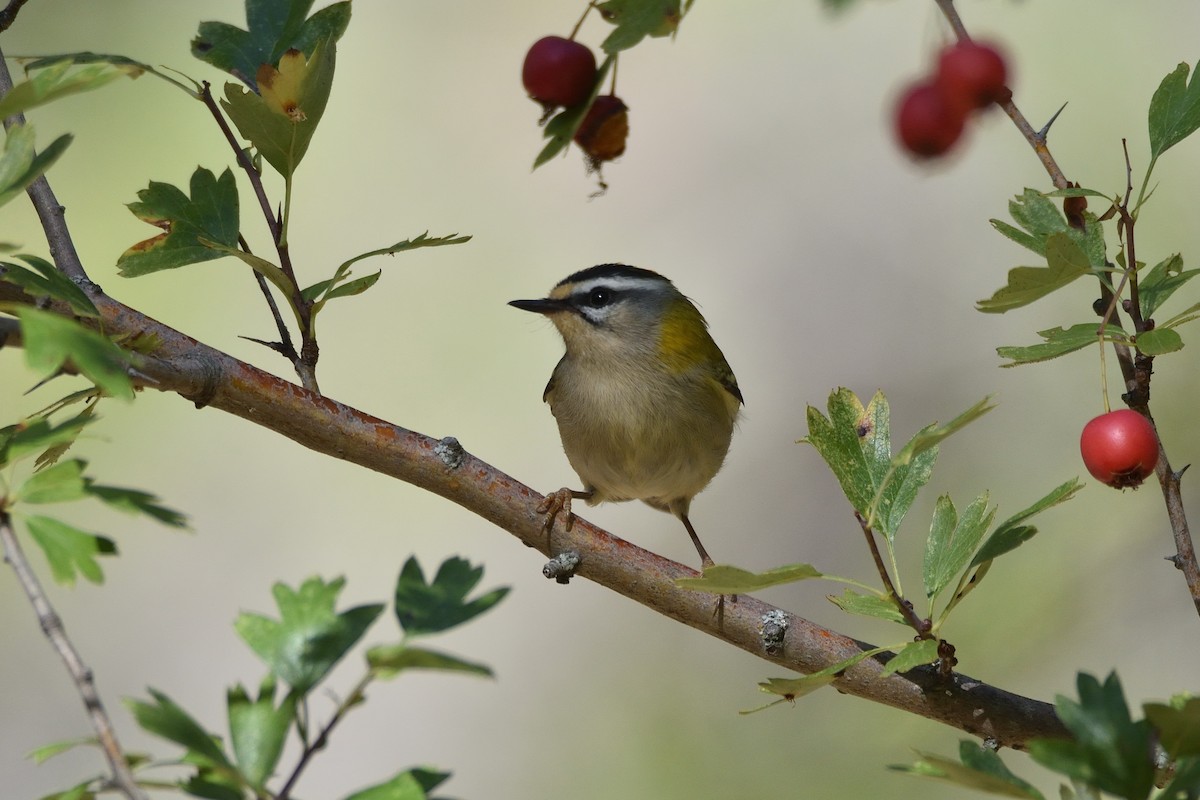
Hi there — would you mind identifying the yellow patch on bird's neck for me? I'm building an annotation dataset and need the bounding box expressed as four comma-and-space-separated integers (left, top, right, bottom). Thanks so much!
657, 300, 723, 373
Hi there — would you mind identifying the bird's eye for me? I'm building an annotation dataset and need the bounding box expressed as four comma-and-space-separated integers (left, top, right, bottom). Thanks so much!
587, 288, 611, 308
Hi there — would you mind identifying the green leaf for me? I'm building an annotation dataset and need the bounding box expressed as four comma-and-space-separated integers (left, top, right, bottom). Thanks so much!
32, 780, 96, 800
14, 308, 134, 400
21, 51, 200, 96
923, 493, 995, 604
754, 649, 881, 703
971, 479, 1082, 568
800, 389, 890, 521
597, 0, 684, 53
367, 644, 494, 679
235, 576, 383, 693
1138, 254, 1199, 319
977, 232, 1094, 313
997, 324, 1112, 367
1159, 301, 1200, 331
1145, 697, 1200, 758
199, 240, 292, 299
534, 56, 614, 169
0, 60, 132, 120
0, 125, 72, 208
894, 396, 995, 467
192, 0, 351, 90
117, 167, 240, 276
827, 588, 907, 624
126, 688, 235, 771
227, 676, 295, 789
1029, 672, 1155, 800
879, 639, 939, 678
303, 231, 471, 308
991, 189, 1107, 268
891, 741, 1045, 799
24, 514, 116, 585
393, 556, 510, 637
323, 270, 380, 301
676, 563, 821, 594
220, 39, 336, 177
26, 736, 97, 765
0, 409, 98, 467
86, 485, 188, 528
17, 458, 89, 503
0, 254, 98, 316
1135, 326, 1183, 355
343, 768, 452, 800
1149, 61, 1200, 160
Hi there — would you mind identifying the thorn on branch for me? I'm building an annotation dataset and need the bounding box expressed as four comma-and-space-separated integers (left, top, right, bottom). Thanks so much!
1037, 101, 1068, 141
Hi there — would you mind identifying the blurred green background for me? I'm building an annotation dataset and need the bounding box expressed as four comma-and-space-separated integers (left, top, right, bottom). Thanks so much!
3, 1, 1200, 798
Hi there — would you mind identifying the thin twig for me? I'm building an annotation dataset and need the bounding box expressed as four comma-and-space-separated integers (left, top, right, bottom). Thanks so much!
0, 513, 148, 800
0, 0, 30, 33
934, 0, 1200, 618
277, 673, 372, 800
856, 512, 931, 638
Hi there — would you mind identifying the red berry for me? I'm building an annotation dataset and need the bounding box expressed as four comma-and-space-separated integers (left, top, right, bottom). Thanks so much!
936, 40, 1009, 110
574, 94, 628, 163
894, 80, 966, 158
522, 36, 596, 108
1080, 409, 1159, 489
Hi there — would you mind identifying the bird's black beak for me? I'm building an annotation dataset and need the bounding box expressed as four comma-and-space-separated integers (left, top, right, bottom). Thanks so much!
508, 297, 570, 315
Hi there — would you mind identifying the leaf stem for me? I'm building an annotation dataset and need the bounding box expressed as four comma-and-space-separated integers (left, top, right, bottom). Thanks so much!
276, 671, 373, 800
856, 512, 930, 639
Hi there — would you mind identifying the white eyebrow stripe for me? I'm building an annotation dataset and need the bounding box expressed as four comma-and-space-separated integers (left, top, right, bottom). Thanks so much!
570, 276, 664, 295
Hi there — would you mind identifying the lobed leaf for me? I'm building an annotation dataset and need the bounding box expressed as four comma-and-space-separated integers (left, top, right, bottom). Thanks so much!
221, 40, 336, 178
22, 51, 200, 96
1029, 672, 1155, 800
923, 493, 994, 604
126, 689, 235, 771
117, 167, 240, 276
24, 514, 115, 585
0, 409, 98, 467
235, 576, 384, 693
997, 324, 1114, 367
393, 556, 509, 637
17, 458, 89, 504
227, 676, 294, 789
193, 0, 350, 90
977, 233, 1093, 313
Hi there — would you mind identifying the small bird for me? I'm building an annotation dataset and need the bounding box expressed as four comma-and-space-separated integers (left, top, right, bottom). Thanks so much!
509, 264, 742, 569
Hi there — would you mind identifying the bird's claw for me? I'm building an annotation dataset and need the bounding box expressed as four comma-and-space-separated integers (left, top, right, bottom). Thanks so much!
536, 487, 578, 532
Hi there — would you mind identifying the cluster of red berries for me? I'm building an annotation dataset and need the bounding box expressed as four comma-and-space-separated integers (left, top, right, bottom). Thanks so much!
894, 40, 1009, 158
522, 35, 628, 165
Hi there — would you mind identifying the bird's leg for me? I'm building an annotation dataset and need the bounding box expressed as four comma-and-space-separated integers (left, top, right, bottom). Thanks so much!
537, 488, 593, 533
680, 513, 716, 568
681, 513, 735, 619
